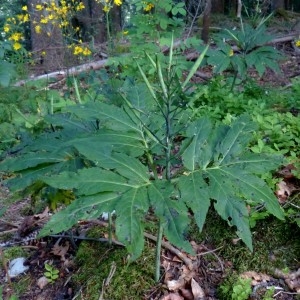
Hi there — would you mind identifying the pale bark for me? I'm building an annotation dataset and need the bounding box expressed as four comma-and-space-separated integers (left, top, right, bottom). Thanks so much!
237, 0, 242, 18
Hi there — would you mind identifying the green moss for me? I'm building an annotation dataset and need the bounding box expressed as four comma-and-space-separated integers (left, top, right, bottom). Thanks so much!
73, 227, 156, 299
189, 209, 300, 273
0, 247, 28, 266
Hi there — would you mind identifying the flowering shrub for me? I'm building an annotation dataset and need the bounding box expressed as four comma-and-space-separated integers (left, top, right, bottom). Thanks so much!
1, 0, 101, 61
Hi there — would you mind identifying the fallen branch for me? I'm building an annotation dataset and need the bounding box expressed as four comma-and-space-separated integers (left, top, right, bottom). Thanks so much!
144, 232, 194, 271
15, 58, 108, 87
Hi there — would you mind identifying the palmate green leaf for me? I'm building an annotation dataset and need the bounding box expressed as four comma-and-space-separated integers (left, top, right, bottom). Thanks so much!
148, 181, 194, 254
181, 117, 212, 171
178, 172, 210, 232
2, 154, 85, 191
216, 115, 257, 166
116, 187, 149, 261
0, 152, 67, 172
218, 167, 284, 220
39, 192, 119, 236
122, 79, 156, 112
42, 168, 133, 195
64, 102, 141, 133
181, 115, 284, 250
204, 168, 253, 250
72, 144, 150, 184
228, 152, 283, 174
69, 130, 145, 157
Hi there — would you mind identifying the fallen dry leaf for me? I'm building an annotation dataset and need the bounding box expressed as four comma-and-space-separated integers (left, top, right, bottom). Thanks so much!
191, 278, 205, 300
37, 276, 49, 289
166, 266, 196, 292
51, 241, 70, 261
160, 293, 184, 300
241, 271, 271, 286
276, 180, 292, 203
179, 288, 193, 300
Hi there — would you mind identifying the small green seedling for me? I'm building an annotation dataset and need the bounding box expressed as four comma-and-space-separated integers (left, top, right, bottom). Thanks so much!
44, 263, 59, 283
232, 277, 252, 300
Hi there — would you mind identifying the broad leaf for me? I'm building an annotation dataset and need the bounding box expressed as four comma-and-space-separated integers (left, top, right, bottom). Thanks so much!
178, 172, 210, 231
74, 142, 149, 184
65, 102, 141, 133
216, 115, 256, 166
205, 168, 253, 250
70, 130, 145, 157
219, 167, 284, 220
182, 117, 212, 171
115, 187, 149, 261
0, 152, 67, 172
181, 115, 284, 250
148, 181, 194, 254
39, 192, 120, 236
42, 168, 133, 195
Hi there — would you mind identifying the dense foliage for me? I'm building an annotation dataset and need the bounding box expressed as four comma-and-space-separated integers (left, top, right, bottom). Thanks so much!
0, 0, 299, 292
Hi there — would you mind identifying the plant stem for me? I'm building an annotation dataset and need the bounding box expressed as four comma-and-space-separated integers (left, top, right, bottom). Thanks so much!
155, 220, 164, 282
231, 70, 238, 91
108, 212, 112, 246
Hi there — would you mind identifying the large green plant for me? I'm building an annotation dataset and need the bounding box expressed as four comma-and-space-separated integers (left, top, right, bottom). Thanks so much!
0, 45, 284, 281
207, 18, 282, 88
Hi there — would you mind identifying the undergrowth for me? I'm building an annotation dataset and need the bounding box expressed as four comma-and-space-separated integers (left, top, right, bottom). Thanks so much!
73, 227, 156, 300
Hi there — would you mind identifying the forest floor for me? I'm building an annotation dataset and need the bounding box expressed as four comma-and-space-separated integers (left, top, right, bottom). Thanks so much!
1, 14, 300, 300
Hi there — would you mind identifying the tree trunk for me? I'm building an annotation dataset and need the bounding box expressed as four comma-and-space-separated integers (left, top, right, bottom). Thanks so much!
75, 0, 106, 43
110, 5, 122, 36
237, 0, 242, 18
273, 0, 285, 10
201, 0, 211, 44
27, 0, 64, 72
211, 0, 224, 13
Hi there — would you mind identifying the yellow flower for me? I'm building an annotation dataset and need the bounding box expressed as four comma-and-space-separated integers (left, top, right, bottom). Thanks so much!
18, 14, 30, 23
3, 24, 10, 32
9, 32, 23, 42
74, 45, 83, 55
36, 4, 43, 10
103, 5, 110, 12
35, 25, 42, 34
41, 51, 46, 56
23, 14, 30, 22
13, 42, 22, 50
295, 40, 300, 48
144, 2, 154, 11
82, 47, 92, 56
114, 0, 122, 5
22, 5, 28, 11
76, 2, 85, 10
40, 17, 48, 24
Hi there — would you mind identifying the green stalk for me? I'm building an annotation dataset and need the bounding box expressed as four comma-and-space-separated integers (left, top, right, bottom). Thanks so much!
155, 220, 164, 282
108, 212, 112, 246
73, 77, 82, 104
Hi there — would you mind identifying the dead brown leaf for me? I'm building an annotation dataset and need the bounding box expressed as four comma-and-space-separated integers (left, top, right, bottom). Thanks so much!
37, 276, 49, 289
276, 180, 292, 203
50, 241, 69, 261
160, 293, 184, 300
191, 278, 205, 300
241, 271, 271, 286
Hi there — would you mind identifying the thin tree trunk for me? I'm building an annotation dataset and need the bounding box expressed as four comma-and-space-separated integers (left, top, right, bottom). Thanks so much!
237, 0, 242, 18
201, 0, 211, 44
